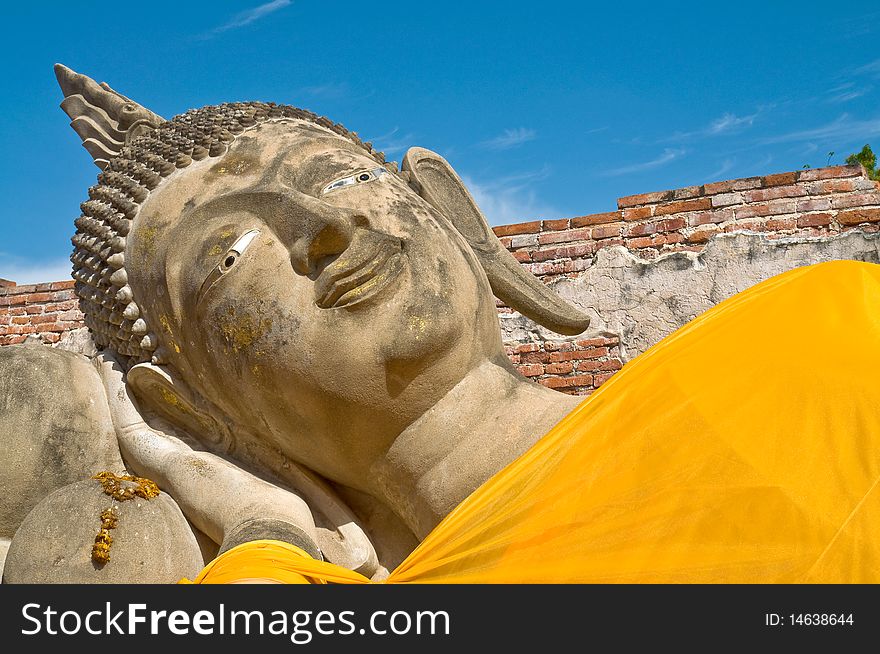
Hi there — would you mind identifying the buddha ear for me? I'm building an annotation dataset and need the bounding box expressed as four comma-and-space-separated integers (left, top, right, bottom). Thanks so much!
126, 362, 227, 444
54, 63, 164, 170
402, 147, 590, 335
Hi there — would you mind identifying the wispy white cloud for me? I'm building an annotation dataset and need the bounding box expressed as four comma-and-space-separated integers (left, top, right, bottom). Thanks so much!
0, 257, 72, 285
479, 127, 537, 151
201, 0, 291, 38
707, 112, 758, 135
751, 153, 774, 170
602, 148, 685, 177
828, 88, 870, 103
854, 59, 880, 78
659, 111, 760, 143
757, 114, 880, 145
461, 167, 561, 226
300, 82, 349, 99
706, 158, 735, 181
366, 126, 416, 156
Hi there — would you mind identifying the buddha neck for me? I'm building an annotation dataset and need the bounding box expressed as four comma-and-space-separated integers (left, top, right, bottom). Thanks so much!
370, 356, 582, 540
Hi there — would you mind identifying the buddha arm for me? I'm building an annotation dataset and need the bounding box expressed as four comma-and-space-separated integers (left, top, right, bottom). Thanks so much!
94, 352, 322, 559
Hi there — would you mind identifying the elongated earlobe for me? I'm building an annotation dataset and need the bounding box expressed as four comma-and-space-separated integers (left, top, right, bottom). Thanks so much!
402, 147, 590, 335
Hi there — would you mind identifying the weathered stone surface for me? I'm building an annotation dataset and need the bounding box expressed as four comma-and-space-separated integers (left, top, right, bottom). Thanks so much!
0, 344, 123, 539
3, 479, 202, 583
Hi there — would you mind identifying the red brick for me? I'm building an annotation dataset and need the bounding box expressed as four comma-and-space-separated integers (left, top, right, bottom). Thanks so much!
549, 350, 588, 363
538, 374, 594, 389
762, 172, 798, 187
672, 185, 703, 200
563, 259, 592, 273
512, 250, 531, 263
25, 292, 53, 303
688, 209, 733, 226
493, 221, 542, 237
43, 333, 62, 343
545, 362, 574, 374
831, 193, 880, 209
25, 305, 44, 315
575, 346, 610, 358
686, 226, 720, 243
797, 165, 863, 181
43, 300, 79, 312
654, 197, 713, 216
595, 238, 626, 250
837, 208, 880, 226
526, 261, 565, 276
570, 211, 621, 228
797, 213, 833, 228
703, 177, 762, 195
514, 343, 540, 353
627, 236, 657, 249
49, 280, 75, 291
31, 313, 60, 324
589, 223, 620, 240
499, 236, 512, 248
734, 202, 796, 220
576, 337, 615, 347
543, 341, 573, 352
14, 284, 37, 293
627, 233, 683, 249
663, 217, 687, 231
618, 190, 673, 209
593, 372, 616, 387
626, 221, 662, 237
542, 218, 570, 231
1, 334, 27, 345
517, 363, 544, 377
1, 294, 26, 307
744, 185, 807, 202
814, 179, 855, 194
576, 359, 623, 372
537, 227, 592, 245
796, 198, 832, 212
765, 217, 796, 231
521, 351, 551, 363
622, 206, 654, 222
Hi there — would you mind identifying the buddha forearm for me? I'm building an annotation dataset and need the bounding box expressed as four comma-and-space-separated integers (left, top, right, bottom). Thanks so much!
96, 353, 321, 558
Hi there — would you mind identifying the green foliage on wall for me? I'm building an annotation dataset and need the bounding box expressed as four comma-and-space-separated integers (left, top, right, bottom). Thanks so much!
846, 144, 879, 181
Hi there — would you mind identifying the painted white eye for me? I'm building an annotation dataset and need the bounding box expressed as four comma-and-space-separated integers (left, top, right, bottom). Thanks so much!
197, 229, 261, 304
322, 167, 387, 194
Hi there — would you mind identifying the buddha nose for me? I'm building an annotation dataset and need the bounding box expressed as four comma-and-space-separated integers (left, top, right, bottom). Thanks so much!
271, 191, 359, 276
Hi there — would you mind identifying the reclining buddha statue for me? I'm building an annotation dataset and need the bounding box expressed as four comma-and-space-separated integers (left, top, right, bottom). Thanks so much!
2, 65, 880, 584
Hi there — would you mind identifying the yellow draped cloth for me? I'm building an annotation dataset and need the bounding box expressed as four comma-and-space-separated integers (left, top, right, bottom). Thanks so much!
184, 260, 880, 584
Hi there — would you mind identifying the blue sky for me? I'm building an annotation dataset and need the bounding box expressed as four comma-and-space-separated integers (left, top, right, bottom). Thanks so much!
1, 0, 878, 283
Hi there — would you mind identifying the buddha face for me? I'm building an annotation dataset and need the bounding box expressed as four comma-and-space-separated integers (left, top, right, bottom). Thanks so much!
126, 120, 503, 486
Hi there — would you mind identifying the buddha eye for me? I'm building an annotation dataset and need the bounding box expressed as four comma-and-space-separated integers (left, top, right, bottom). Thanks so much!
196, 229, 261, 305
322, 167, 387, 194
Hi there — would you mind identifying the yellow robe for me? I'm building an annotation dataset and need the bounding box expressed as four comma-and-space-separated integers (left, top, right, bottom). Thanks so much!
185, 260, 880, 584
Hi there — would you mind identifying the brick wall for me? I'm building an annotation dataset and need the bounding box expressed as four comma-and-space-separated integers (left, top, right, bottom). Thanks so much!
491, 163, 879, 395
2, 164, 879, 396
0, 281, 82, 345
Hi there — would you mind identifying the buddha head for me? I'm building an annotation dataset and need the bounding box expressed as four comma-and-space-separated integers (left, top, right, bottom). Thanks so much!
57, 64, 589, 487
